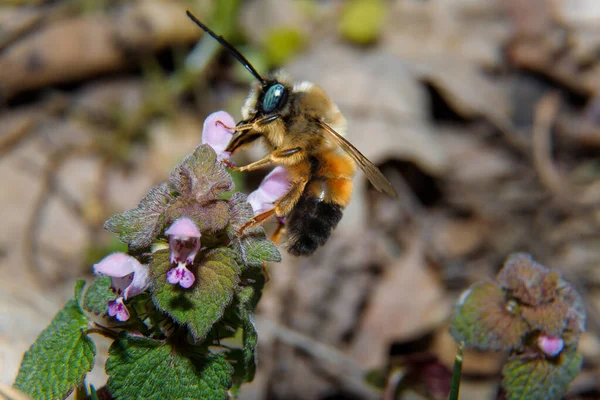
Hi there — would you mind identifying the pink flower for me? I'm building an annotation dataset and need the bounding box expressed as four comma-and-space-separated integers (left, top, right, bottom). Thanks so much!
537, 334, 564, 357
247, 167, 292, 215
165, 218, 201, 288
202, 111, 235, 161
93, 253, 150, 321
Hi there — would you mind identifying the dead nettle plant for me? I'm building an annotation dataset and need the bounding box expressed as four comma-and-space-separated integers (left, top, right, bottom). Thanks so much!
449, 253, 586, 400
13, 111, 284, 400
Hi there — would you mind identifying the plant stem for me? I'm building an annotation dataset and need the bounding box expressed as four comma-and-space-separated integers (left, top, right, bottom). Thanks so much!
448, 342, 464, 400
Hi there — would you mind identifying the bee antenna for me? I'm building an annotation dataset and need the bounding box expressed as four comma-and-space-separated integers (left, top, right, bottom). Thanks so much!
186, 10, 267, 86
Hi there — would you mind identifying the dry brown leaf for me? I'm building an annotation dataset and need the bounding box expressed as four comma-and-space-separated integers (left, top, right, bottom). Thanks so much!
349, 236, 450, 368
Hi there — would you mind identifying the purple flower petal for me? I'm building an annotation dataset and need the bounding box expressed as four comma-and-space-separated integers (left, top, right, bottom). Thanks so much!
537, 335, 564, 357
108, 297, 130, 322
165, 218, 201, 238
166, 264, 196, 289
122, 263, 150, 300
93, 253, 142, 278
166, 218, 202, 265
248, 167, 291, 215
202, 111, 235, 161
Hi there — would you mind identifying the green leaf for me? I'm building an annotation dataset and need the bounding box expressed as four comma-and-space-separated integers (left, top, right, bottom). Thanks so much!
237, 287, 258, 382
104, 183, 173, 250
449, 281, 529, 351
151, 248, 240, 341
502, 350, 582, 400
227, 193, 282, 268
83, 276, 117, 314
106, 336, 232, 400
166, 199, 230, 233
14, 282, 95, 400
168, 144, 234, 205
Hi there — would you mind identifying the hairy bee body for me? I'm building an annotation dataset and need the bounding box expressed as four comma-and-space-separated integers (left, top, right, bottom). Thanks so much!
238, 73, 357, 255
186, 11, 396, 256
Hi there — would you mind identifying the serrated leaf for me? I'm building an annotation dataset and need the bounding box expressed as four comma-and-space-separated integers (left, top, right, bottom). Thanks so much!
106, 336, 232, 400
150, 248, 240, 341
168, 144, 234, 205
450, 281, 529, 351
14, 283, 95, 400
83, 276, 117, 315
521, 302, 569, 337
104, 183, 173, 250
502, 350, 582, 400
227, 193, 281, 268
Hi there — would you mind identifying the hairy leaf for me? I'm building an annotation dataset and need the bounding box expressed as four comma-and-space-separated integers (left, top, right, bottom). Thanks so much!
450, 281, 528, 351
104, 183, 173, 250
238, 286, 258, 382
106, 336, 232, 399
14, 281, 95, 400
151, 248, 240, 341
227, 193, 281, 268
166, 199, 230, 233
168, 144, 234, 205
83, 276, 117, 315
502, 350, 582, 400
497, 253, 550, 306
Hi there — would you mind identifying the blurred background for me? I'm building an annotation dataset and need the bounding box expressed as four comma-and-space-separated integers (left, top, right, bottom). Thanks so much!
1, 0, 600, 399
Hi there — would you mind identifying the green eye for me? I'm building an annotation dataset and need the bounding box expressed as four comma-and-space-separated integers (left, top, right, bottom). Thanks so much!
262, 83, 285, 113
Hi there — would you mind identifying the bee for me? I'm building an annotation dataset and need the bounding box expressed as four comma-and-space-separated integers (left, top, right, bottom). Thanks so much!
186, 11, 397, 256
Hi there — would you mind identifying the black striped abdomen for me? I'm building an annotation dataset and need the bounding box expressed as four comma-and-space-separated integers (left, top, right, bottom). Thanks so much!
285, 193, 344, 256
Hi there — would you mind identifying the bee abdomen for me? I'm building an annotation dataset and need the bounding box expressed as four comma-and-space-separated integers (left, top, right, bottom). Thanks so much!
286, 194, 343, 256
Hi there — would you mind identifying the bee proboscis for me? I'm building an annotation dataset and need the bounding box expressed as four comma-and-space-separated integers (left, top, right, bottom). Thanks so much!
186, 11, 397, 256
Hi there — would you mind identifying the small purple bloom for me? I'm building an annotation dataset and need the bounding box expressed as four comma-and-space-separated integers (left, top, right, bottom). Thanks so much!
202, 111, 236, 161
247, 167, 292, 215
537, 334, 564, 357
93, 253, 150, 321
165, 218, 201, 288
166, 264, 195, 289
165, 218, 201, 265
108, 297, 130, 322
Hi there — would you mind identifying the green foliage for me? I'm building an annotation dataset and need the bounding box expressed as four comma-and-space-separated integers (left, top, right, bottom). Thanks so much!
449, 281, 529, 351
150, 248, 240, 341
449, 253, 586, 400
339, 0, 386, 45
106, 335, 233, 400
105, 144, 234, 251
104, 182, 173, 250
502, 350, 583, 400
14, 281, 95, 400
237, 286, 259, 382
83, 276, 116, 314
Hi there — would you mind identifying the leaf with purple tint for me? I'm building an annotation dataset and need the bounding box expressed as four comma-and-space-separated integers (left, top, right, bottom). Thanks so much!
521, 302, 569, 337
104, 183, 173, 250
168, 144, 234, 205
497, 253, 549, 306
450, 281, 528, 351
166, 199, 230, 233
502, 350, 582, 400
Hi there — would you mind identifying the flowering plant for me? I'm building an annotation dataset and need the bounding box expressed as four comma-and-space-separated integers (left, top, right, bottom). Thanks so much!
13, 112, 281, 399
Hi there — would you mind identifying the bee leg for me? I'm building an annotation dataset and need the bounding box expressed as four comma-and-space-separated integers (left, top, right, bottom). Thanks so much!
237, 176, 307, 235
233, 147, 304, 172
270, 218, 286, 244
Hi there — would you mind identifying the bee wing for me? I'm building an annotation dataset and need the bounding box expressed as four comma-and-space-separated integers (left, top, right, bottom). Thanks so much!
318, 120, 398, 198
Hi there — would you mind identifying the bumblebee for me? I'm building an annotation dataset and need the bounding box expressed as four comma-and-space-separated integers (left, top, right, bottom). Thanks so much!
187, 11, 397, 256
